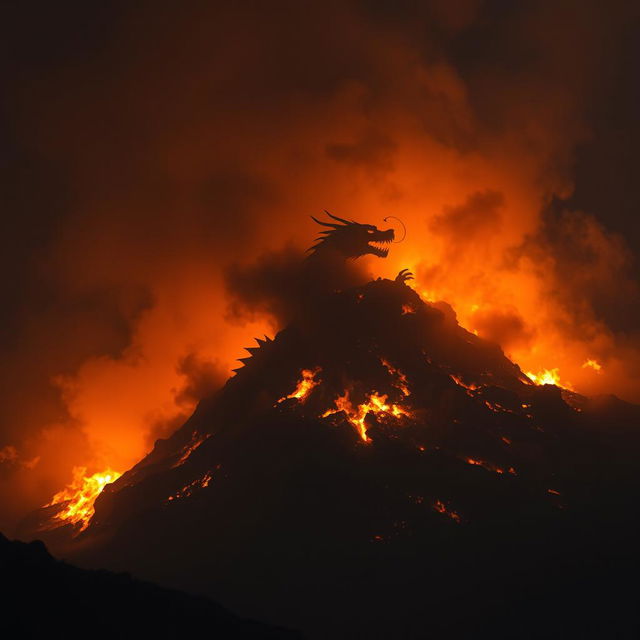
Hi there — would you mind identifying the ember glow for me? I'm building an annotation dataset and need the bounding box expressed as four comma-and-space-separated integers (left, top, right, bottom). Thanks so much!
322, 391, 411, 443
44, 467, 121, 532
433, 500, 461, 524
167, 469, 215, 503
278, 368, 321, 404
465, 458, 516, 476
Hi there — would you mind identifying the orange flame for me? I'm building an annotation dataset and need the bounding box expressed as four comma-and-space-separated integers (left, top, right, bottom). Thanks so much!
582, 359, 602, 372
322, 391, 411, 443
44, 466, 121, 532
278, 367, 321, 404
525, 368, 573, 389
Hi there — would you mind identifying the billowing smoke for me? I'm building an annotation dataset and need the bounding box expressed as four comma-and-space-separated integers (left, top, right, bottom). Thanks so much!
1, 0, 639, 532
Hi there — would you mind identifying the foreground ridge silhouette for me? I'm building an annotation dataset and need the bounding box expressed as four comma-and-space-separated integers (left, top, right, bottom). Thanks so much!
23, 277, 640, 639
0, 532, 300, 639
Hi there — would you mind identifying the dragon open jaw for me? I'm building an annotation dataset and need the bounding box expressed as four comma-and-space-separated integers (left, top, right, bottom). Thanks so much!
368, 239, 392, 257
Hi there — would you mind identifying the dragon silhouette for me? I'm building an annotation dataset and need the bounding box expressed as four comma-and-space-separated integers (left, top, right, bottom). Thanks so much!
308, 211, 413, 283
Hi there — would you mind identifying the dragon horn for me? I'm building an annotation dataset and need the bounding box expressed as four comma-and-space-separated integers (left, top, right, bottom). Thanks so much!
324, 210, 351, 225
311, 215, 340, 228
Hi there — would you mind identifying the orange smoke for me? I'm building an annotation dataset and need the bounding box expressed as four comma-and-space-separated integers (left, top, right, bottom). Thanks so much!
2, 2, 639, 533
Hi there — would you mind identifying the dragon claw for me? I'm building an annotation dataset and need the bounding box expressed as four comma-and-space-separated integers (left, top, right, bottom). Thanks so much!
395, 268, 414, 284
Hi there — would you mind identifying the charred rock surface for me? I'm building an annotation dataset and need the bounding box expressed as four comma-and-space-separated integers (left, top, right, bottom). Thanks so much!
27, 280, 640, 638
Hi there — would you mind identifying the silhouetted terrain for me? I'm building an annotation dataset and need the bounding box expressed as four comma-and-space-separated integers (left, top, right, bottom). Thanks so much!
1, 533, 299, 639
23, 279, 640, 638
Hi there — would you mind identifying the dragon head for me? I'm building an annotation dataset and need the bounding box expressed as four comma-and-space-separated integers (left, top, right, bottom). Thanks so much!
308, 212, 395, 259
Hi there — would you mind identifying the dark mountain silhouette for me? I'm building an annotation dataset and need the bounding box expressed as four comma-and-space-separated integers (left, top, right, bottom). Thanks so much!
0, 532, 299, 639
23, 278, 640, 638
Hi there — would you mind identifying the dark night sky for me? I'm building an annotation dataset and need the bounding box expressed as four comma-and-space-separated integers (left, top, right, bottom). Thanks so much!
1, 0, 639, 530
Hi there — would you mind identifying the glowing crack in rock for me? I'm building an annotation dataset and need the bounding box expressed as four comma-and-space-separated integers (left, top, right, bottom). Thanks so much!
433, 500, 461, 523
172, 432, 211, 468
483, 399, 520, 414
464, 457, 516, 475
322, 391, 412, 443
450, 374, 479, 396
381, 358, 411, 396
44, 466, 122, 532
277, 367, 321, 404
166, 468, 217, 503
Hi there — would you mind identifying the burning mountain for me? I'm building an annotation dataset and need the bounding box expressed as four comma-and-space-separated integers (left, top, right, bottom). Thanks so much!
23, 257, 640, 638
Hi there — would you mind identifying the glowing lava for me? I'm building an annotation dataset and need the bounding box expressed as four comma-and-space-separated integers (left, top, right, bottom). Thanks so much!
278, 367, 321, 404
322, 391, 411, 443
44, 466, 121, 532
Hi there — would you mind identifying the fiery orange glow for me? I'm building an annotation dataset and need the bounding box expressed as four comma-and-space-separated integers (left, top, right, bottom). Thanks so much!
278, 368, 321, 404
44, 466, 121, 532
433, 500, 461, 523
420, 290, 438, 303
582, 359, 602, 372
322, 391, 412, 443
3, 2, 639, 537
525, 368, 573, 389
